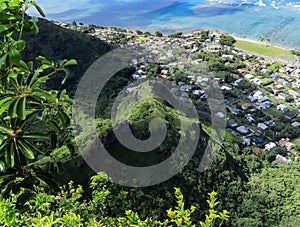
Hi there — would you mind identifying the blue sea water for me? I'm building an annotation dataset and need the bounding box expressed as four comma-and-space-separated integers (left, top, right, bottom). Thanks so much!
29, 0, 300, 48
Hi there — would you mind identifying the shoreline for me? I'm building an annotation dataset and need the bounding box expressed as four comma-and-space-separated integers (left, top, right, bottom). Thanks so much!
53, 19, 296, 61
233, 36, 291, 51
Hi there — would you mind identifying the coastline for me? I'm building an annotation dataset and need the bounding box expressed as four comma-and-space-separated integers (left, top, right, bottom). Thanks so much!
233, 36, 291, 51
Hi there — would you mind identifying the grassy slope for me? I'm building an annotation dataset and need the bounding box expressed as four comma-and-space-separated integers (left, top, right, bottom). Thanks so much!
234, 39, 295, 62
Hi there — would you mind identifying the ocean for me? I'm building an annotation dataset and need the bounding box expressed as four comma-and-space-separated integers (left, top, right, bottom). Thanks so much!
29, 0, 300, 48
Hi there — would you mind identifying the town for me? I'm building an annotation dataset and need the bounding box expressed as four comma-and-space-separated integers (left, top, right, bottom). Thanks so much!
59, 22, 300, 164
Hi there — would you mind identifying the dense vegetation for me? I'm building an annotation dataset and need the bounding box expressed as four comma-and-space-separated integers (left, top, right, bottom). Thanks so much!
0, 1, 300, 226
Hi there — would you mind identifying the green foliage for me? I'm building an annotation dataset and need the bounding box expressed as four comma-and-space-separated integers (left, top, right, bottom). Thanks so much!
0, 0, 76, 199
0, 172, 229, 226
238, 163, 300, 226
199, 30, 209, 42
219, 34, 236, 46
169, 32, 183, 38
290, 49, 300, 57
155, 30, 163, 37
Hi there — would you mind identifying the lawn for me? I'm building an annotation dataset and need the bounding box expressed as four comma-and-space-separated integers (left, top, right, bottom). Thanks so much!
292, 138, 300, 146
264, 107, 282, 118
234, 39, 295, 62
135, 36, 150, 42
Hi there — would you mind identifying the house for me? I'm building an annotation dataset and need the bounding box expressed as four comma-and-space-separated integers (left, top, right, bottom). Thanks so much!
229, 107, 243, 116
245, 74, 254, 79
265, 120, 276, 127
252, 136, 264, 145
292, 80, 300, 89
248, 95, 257, 103
285, 112, 297, 120
258, 96, 269, 103
215, 112, 225, 118
250, 78, 262, 86
259, 101, 273, 110
277, 104, 288, 112
245, 113, 256, 123
279, 139, 295, 150
196, 76, 209, 84
126, 86, 138, 93
272, 84, 284, 94
180, 85, 192, 92
132, 74, 141, 80
227, 119, 238, 128
238, 103, 253, 110
253, 91, 264, 99
161, 69, 169, 75
241, 137, 251, 146
264, 142, 277, 151
271, 73, 280, 79
291, 121, 300, 128
222, 54, 234, 60
273, 154, 291, 164
236, 126, 249, 134
233, 78, 243, 86
200, 94, 208, 100
227, 128, 236, 135
278, 93, 289, 100
288, 90, 299, 99
278, 78, 289, 86
192, 89, 204, 95
257, 123, 268, 131
220, 85, 232, 91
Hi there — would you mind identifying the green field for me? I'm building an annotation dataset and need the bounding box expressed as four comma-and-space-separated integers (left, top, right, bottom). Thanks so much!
234, 39, 295, 61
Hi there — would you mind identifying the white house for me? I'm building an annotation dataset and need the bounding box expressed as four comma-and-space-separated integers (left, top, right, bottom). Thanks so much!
277, 104, 288, 112
264, 142, 277, 151
257, 123, 268, 131
236, 126, 249, 134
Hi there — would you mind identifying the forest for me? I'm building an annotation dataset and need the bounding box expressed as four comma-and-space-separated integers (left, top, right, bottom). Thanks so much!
0, 1, 300, 226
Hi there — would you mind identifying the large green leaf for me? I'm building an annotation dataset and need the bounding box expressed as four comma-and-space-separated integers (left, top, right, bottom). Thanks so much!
16, 96, 26, 120
22, 133, 49, 140
7, 98, 19, 118
32, 89, 56, 103
18, 140, 35, 160
30, 76, 49, 89
0, 54, 7, 68
5, 143, 15, 167
0, 97, 12, 107
62, 59, 77, 67
9, 48, 21, 64
31, 1, 45, 17
0, 99, 12, 115
0, 24, 14, 34
35, 172, 59, 192
0, 124, 12, 135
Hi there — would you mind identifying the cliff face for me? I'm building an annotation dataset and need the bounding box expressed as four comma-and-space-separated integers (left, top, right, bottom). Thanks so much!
22, 18, 112, 93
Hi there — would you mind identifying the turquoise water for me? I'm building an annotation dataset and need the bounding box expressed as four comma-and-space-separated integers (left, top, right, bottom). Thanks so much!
29, 0, 300, 48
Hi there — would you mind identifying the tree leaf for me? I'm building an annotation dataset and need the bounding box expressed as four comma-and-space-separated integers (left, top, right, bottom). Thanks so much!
5, 143, 15, 167
22, 133, 49, 140
35, 172, 59, 192
8, 98, 19, 118
16, 96, 26, 120
0, 124, 12, 135
18, 140, 35, 160
0, 97, 12, 107
0, 54, 7, 68
32, 89, 56, 102
0, 24, 14, 34
62, 59, 77, 67
9, 49, 21, 64
62, 68, 70, 85
0, 100, 12, 116
31, 1, 46, 17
